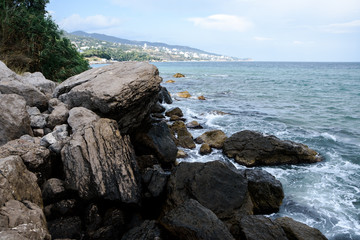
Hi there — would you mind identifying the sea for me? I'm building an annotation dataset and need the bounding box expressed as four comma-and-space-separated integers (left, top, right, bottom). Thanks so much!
151, 61, 360, 240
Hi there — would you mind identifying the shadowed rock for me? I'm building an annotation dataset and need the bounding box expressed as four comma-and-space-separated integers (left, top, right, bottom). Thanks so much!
122, 220, 163, 240
53, 62, 162, 134
161, 199, 235, 240
223, 130, 322, 167
61, 118, 140, 202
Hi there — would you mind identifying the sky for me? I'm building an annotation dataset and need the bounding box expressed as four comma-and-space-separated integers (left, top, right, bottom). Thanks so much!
47, 0, 360, 62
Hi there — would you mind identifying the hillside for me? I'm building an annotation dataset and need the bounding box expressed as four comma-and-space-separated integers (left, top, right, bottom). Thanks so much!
66, 31, 243, 62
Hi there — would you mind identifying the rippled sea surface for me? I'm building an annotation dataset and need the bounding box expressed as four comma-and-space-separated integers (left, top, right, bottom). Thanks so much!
153, 61, 360, 240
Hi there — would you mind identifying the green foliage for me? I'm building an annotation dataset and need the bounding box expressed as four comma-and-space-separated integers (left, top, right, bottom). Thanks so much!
0, 0, 89, 82
81, 47, 160, 62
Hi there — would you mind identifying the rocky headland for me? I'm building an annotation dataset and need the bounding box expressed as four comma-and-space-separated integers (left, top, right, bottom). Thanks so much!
0, 61, 327, 239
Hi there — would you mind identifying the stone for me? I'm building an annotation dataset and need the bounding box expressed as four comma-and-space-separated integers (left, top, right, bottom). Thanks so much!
158, 86, 172, 104
48, 216, 82, 240
166, 161, 252, 221
275, 217, 328, 240
0, 200, 51, 240
0, 138, 50, 172
176, 90, 191, 98
47, 102, 69, 129
136, 155, 159, 171
151, 102, 166, 113
33, 129, 45, 137
41, 178, 66, 204
195, 130, 227, 149
165, 107, 183, 117
161, 199, 235, 240
40, 124, 69, 154
133, 121, 178, 166
199, 143, 212, 155
166, 80, 175, 83
0, 94, 33, 146
142, 165, 169, 198
21, 71, 57, 98
186, 120, 203, 129
61, 118, 140, 202
223, 130, 322, 167
239, 215, 288, 240
0, 156, 43, 207
198, 95, 206, 100
170, 121, 196, 149
245, 169, 284, 214
45, 199, 77, 219
54, 62, 162, 134
169, 115, 186, 121
0, 78, 48, 111
30, 114, 48, 129
67, 107, 100, 132
176, 149, 188, 158
173, 73, 185, 78
121, 220, 163, 240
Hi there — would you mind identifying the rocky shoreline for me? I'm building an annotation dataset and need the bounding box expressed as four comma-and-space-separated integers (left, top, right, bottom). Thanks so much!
0, 61, 327, 239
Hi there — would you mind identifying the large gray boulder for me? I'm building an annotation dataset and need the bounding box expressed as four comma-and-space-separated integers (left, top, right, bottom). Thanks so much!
0, 62, 48, 111
67, 107, 100, 132
21, 71, 57, 98
53, 62, 162, 133
61, 118, 141, 202
223, 130, 322, 167
161, 199, 235, 240
0, 94, 33, 146
0, 156, 43, 207
0, 200, 51, 240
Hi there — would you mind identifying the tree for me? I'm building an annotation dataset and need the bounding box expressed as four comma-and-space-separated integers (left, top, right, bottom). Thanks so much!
0, 0, 89, 81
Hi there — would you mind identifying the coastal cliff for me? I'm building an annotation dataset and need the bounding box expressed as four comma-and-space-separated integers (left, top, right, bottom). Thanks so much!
0, 61, 327, 239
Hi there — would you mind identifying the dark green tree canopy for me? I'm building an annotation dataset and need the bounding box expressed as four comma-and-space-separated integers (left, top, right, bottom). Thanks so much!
0, 0, 89, 81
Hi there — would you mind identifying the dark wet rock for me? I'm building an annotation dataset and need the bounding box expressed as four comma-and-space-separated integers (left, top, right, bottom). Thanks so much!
54, 62, 162, 134
136, 155, 159, 171
173, 73, 185, 78
0, 200, 51, 240
186, 120, 203, 129
41, 178, 66, 204
169, 115, 186, 122
48, 216, 82, 240
44, 199, 77, 219
223, 130, 322, 167
88, 208, 126, 240
133, 121, 178, 166
275, 217, 328, 240
121, 220, 163, 240
161, 199, 235, 240
165, 107, 183, 117
151, 102, 166, 113
195, 130, 227, 149
84, 203, 102, 233
67, 107, 100, 132
166, 161, 252, 222
142, 165, 169, 198
0, 94, 33, 146
245, 169, 284, 214
158, 86, 172, 104
0, 138, 50, 173
199, 143, 212, 155
61, 118, 140, 202
0, 156, 43, 207
239, 215, 287, 240
170, 121, 196, 149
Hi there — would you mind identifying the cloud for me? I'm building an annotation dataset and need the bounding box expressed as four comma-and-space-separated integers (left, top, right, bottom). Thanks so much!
321, 20, 360, 33
60, 14, 122, 32
254, 36, 273, 41
188, 14, 253, 32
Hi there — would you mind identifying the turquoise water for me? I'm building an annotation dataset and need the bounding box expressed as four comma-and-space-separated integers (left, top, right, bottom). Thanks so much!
153, 61, 360, 240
